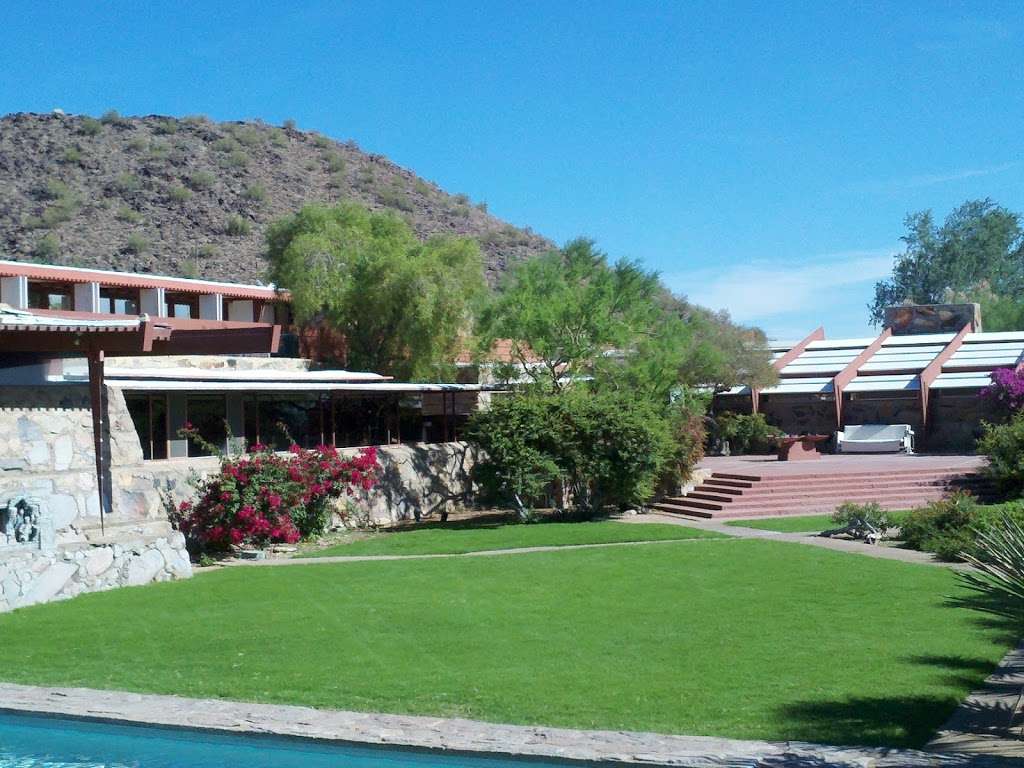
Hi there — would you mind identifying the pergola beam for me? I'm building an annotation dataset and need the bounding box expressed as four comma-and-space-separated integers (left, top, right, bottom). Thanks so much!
752, 326, 825, 414
919, 322, 974, 429
831, 327, 892, 429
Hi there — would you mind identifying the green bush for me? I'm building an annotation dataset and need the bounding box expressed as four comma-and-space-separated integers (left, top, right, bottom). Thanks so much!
229, 125, 263, 147
243, 183, 266, 202
282, 118, 297, 131
153, 118, 178, 135
978, 413, 1024, 496
61, 146, 83, 165
124, 233, 148, 254
167, 185, 192, 203
225, 215, 251, 236
79, 116, 102, 136
831, 502, 893, 533
324, 152, 345, 173
113, 172, 141, 194
213, 137, 241, 153
714, 411, 783, 455
899, 493, 1024, 562
467, 388, 676, 519
223, 149, 249, 168
115, 206, 142, 223
187, 171, 216, 190
26, 182, 80, 229
31, 233, 60, 261
100, 109, 129, 127
126, 136, 147, 152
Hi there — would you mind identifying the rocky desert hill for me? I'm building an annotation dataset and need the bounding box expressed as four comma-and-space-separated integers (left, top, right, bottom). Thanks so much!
0, 111, 551, 284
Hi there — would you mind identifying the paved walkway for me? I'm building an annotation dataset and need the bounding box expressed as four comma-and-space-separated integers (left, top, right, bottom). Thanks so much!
223, 536, 742, 567
622, 512, 969, 568
1, 682, 1018, 767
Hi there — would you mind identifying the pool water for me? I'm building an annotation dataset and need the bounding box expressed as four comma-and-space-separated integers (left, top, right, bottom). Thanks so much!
0, 712, 586, 768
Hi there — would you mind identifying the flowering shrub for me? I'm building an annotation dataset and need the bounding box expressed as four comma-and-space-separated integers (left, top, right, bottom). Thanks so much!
174, 437, 378, 551
980, 367, 1024, 422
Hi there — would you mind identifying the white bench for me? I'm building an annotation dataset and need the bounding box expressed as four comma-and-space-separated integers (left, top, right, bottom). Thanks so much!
836, 424, 914, 454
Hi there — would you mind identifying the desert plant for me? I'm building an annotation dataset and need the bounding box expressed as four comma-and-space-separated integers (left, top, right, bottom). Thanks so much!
313, 133, 333, 149
223, 149, 249, 168
187, 171, 216, 190
282, 118, 297, 131
182, 114, 210, 126
126, 136, 147, 152
714, 412, 783, 455
229, 125, 263, 147
79, 116, 102, 136
115, 206, 142, 223
327, 172, 345, 190
831, 505, 888, 536
958, 513, 1024, 618
113, 172, 141, 194
213, 137, 241, 153
324, 152, 345, 173
61, 146, 82, 165
243, 183, 266, 202
225, 215, 251, 236
100, 109, 130, 127
26, 182, 80, 229
179, 258, 200, 279
900, 491, 980, 561
31, 233, 60, 261
167, 185, 192, 203
124, 233, 148, 254
195, 243, 217, 259
153, 118, 178, 135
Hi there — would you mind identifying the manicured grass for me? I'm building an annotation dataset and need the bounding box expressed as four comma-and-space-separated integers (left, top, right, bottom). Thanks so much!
304, 520, 722, 557
727, 510, 910, 534
0, 539, 1015, 749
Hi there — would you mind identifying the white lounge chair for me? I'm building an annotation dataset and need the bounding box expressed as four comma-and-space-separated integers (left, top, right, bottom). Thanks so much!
836, 424, 914, 454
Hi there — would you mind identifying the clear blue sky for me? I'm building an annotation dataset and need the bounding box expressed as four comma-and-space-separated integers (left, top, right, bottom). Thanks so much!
1, 1, 1021, 339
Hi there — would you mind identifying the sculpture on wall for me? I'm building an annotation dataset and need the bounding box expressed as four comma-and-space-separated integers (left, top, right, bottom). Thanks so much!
0, 497, 52, 549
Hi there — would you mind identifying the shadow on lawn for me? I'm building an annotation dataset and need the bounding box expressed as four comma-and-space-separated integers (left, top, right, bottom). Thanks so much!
776, 592, 1023, 750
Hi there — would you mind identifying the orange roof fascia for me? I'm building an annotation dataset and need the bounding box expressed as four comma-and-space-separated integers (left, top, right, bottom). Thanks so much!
0, 262, 285, 301
919, 322, 973, 428
831, 327, 892, 429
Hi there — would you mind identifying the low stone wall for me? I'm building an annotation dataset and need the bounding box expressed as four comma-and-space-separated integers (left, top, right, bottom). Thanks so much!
0, 529, 192, 613
148, 442, 478, 526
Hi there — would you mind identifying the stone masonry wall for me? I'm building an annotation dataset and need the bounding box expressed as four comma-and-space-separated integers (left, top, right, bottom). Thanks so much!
0, 528, 191, 613
150, 442, 478, 526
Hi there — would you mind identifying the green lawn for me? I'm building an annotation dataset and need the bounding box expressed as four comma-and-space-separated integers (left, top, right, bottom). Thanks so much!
727, 510, 910, 534
0, 539, 1015, 749
304, 520, 722, 557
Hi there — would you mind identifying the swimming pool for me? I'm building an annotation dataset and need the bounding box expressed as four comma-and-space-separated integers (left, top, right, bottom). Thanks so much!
0, 711, 595, 768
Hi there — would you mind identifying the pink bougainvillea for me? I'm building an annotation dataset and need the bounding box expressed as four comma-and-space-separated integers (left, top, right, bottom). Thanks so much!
980, 367, 1024, 421
173, 437, 378, 550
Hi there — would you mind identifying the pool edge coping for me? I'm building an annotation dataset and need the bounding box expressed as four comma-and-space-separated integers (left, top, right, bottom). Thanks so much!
0, 682, 1006, 767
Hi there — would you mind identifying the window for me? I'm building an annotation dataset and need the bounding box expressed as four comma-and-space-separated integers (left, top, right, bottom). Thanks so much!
125, 394, 168, 460
165, 291, 199, 319
99, 287, 140, 315
26, 281, 72, 311
186, 396, 228, 456
242, 395, 325, 450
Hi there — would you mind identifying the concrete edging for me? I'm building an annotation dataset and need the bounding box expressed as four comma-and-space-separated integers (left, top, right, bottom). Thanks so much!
0, 682, 1014, 767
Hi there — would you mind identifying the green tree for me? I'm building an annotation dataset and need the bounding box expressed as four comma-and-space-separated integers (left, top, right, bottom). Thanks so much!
870, 199, 1024, 324
267, 202, 485, 380
477, 238, 775, 398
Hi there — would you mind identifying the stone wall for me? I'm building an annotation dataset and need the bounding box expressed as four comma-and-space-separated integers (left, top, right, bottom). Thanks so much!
0, 527, 191, 613
149, 442, 478, 526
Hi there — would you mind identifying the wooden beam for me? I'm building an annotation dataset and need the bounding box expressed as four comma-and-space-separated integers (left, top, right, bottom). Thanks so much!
919, 322, 974, 430
771, 326, 825, 372
87, 350, 107, 535
831, 327, 893, 430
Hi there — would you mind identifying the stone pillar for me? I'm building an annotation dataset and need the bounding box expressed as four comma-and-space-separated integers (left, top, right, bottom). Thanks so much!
139, 287, 167, 318
226, 393, 245, 454
198, 293, 223, 321
167, 393, 189, 458
227, 300, 254, 322
1, 275, 28, 308
73, 282, 101, 313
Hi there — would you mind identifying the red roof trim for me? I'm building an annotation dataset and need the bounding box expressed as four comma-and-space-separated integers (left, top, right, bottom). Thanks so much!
0, 261, 287, 301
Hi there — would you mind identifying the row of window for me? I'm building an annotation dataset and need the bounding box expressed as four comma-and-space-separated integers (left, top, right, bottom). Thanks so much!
124, 393, 468, 460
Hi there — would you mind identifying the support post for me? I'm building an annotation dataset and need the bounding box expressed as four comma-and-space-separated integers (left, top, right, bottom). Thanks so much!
87, 349, 107, 535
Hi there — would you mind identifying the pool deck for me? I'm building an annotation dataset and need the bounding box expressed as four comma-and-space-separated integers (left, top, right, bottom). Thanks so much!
0, 682, 1017, 767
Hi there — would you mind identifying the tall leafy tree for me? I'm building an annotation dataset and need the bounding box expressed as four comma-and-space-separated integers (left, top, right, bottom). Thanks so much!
476, 238, 775, 399
870, 199, 1024, 325
267, 202, 485, 380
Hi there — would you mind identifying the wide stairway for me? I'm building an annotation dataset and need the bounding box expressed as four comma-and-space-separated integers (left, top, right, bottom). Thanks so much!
651, 465, 997, 520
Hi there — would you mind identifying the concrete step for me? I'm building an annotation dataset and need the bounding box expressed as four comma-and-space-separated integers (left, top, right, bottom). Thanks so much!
686, 491, 737, 503
703, 477, 755, 490
713, 468, 986, 486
